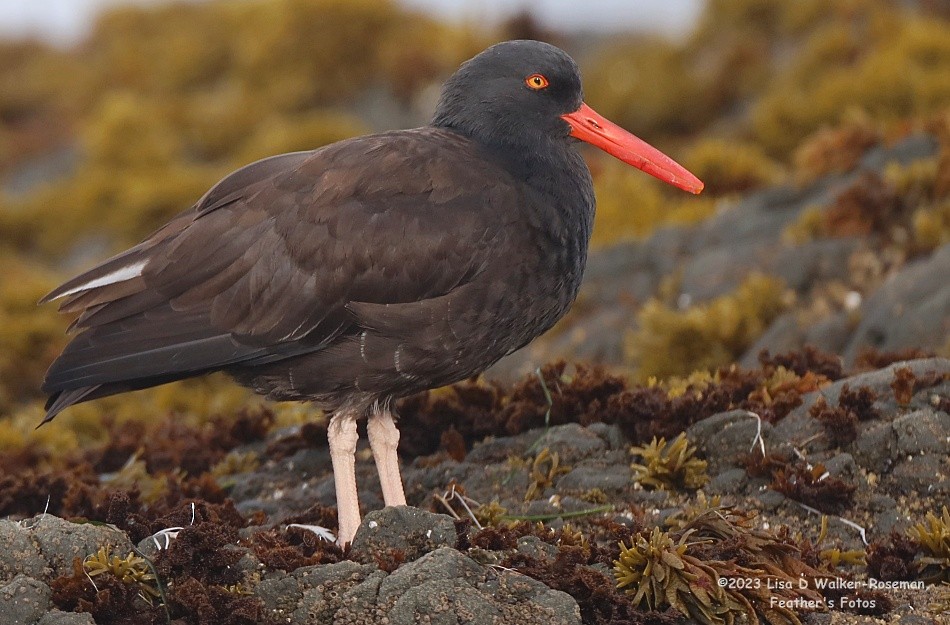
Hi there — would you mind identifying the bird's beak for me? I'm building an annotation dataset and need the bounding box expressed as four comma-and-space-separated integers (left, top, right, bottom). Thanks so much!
561, 102, 704, 194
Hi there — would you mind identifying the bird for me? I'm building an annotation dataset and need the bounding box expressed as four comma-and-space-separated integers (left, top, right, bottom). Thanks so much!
39, 40, 703, 546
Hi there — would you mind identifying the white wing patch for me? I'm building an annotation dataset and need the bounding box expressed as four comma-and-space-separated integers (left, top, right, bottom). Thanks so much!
54, 260, 147, 299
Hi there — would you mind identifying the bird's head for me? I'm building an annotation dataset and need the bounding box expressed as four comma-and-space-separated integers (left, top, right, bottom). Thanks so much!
433, 40, 703, 194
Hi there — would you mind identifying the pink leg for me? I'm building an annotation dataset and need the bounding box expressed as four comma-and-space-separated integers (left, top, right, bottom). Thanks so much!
367, 409, 407, 507
328, 412, 361, 546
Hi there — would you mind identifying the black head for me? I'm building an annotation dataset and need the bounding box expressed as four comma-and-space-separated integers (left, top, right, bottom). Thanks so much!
433, 40, 705, 194
432, 40, 582, 152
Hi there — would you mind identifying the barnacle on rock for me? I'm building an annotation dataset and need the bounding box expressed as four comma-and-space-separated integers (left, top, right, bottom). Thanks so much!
83, 546, 162, 605
908, 506, 950, 584
630, 432, 709, 491
613, 527, 752, 625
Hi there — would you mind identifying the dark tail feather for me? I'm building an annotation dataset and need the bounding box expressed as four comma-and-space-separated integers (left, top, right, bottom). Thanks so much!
39, 367, 229, 428
40, 386, 102, 427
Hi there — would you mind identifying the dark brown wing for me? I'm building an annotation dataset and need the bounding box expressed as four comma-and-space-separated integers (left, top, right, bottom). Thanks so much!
41, 128, 519, 421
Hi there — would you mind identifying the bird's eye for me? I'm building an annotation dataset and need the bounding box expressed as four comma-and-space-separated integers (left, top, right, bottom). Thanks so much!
525, 74, 549, 90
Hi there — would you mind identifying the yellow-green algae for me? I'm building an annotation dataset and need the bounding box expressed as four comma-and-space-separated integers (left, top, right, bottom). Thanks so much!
627, 274, 789, 380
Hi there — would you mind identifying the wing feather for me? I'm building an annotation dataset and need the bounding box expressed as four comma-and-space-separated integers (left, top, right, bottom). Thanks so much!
41, 128, 517, 417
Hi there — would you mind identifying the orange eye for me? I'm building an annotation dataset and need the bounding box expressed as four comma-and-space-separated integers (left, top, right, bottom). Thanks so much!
525, 74, 549, 90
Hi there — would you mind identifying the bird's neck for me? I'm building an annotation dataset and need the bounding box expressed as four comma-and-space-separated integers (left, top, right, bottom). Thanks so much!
497, 137, 596, 239
480, 132, 597, 284
433, 123, 596, 252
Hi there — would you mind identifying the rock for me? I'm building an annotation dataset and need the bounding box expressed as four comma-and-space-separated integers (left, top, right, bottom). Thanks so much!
585, 422, 627, 450
556, 465, 631, 495
859, 133, 940, 169
885, 453, 950, 496
36, 613, 96, 625
842, 244, 950, 364
687, 409, 775, 473
378, 547, 581, 625
707, 468, 748, 495
0, 516, 132, 584
284, 547, 581, 625
892, 409, 950, 456
680, 241, 763, 301
287, 560, 375, 624
0, 574, 50, 625
740, 312, 804, 369
528, 424, 607, 463
331, 569, 388, 623
0, 521, 46, 585
853, 422, 899, 474
257, 573, 303, 621
785, 358, 950, 421
466, 435, 526, 464
802, 313, 852, 356
871, 509, 903, 536
819, 452, 864, 490
350, 507, 457, 565
758, 490, 787, 511
516, 536, 559, 561
27, 515, 133, 582
766, 239, 860, 293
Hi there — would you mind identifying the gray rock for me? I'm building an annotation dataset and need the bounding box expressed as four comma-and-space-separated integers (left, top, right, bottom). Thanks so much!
466, 435, 527, 464
767, 238, 860, 293
802, 312, 853, 356
516, 536, 559, 561
293, 559, 372, 590
822, 453, 859, 482
791, 358, 950, 416
892, 409, 950, 456
869, 494, 896, 512
885, 453, 950, 496
290, 560, 374, 624
585, 422, 627, 450
388, 581, 501, 625
871, 509, 903, 536
257, 574, 303, 621
0, 574, 50, 625
379, 548, 483, 602
27, 515, 133, 582
853, 422, 900, 474
36, 612, 96, 625
687, 409, 775, 473
378, 547, 581, 625
859, 133, 939, 170
350, 507, 456, 565
529, 423, 606, 463
330, 569, 389, 623
740, 312, 804, 368
680, 241, 763, 301
758, 489, 787, 510
843, 244, 950, 364
707, 468, 748, 495
556, 465, 632, 494
0, 521, 46, 585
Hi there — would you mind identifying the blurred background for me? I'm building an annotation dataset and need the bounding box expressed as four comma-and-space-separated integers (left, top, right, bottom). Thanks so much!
0, 0, 948, 449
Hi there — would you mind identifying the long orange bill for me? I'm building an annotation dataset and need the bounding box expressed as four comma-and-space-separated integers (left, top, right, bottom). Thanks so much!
561, 102, 704, 194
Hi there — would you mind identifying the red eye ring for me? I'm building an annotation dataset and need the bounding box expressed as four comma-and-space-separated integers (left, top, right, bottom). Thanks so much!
525, 74, 549, 90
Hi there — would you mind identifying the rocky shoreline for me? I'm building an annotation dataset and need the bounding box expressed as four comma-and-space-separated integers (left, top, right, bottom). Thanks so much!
1, 356, 947, 624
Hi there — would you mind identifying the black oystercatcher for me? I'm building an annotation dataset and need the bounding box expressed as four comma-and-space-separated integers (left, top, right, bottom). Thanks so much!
40, 40, 702, 545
